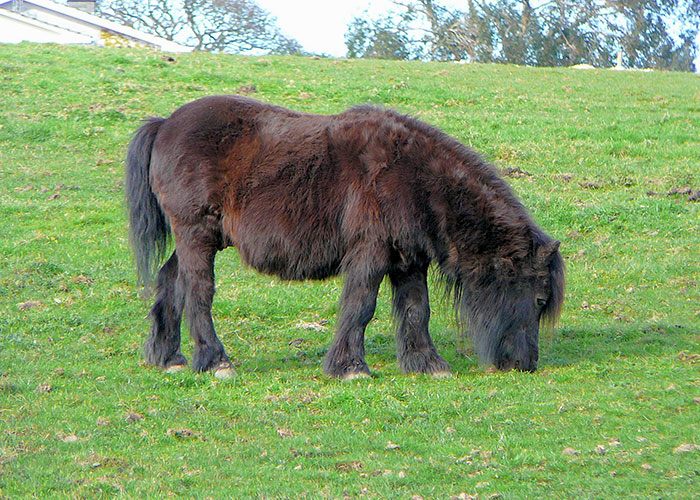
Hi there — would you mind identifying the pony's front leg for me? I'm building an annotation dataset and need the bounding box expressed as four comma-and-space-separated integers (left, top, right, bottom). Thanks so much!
176, 229, 236, 379
323, 269, 384, 380
390, 263, 450, 377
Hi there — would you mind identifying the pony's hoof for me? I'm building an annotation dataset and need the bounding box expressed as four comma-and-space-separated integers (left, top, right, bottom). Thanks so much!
165, 364, 187, 374
399, 350, 450, 376
323, 356, 371, 380
342, 370, 371, 381
485, 366, 499, 374
213, 362, 237, 379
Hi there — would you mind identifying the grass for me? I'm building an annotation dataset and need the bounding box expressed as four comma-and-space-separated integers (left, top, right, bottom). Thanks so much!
1, 43, 699, 499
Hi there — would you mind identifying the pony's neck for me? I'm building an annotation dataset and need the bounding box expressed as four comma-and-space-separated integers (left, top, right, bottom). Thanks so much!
423, 143, 536, 277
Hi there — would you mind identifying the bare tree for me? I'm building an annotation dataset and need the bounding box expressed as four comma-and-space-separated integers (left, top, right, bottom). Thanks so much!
400, 0, 475, 61
97, 0, 186, 40
346, 7, 421, 59
609, 0, 700, 70
97, 0, 303, 54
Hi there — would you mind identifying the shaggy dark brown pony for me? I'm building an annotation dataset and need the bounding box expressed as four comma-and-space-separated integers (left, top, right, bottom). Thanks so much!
126, 96, 564, 380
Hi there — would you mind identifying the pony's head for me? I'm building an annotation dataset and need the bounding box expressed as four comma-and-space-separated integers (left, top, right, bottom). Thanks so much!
458, 239, 565, 372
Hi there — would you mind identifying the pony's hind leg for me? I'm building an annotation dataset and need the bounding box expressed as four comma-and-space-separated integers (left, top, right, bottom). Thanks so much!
390, 263, 450, 376
323, 268, 384, 380
175, 228, 235, 378
144, 252, 187, 371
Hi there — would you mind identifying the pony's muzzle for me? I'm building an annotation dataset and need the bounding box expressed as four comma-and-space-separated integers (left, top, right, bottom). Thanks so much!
517, 357, 538, 372
494, 337, 538, 372
495, 358, 537, 372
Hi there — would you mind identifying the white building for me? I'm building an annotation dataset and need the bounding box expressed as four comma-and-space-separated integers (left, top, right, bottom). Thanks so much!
0, 0, 192, 52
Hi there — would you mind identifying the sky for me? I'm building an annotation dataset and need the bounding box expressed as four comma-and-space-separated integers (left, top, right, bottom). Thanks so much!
254, 0, 470, 57
254, 0, 400, 57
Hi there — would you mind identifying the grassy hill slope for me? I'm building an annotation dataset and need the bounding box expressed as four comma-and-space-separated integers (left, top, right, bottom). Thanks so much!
1, 43, 699, 499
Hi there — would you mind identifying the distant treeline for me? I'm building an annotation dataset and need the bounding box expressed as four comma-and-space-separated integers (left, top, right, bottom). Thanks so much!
345, 0, 700, 71
96, 0, 698, 71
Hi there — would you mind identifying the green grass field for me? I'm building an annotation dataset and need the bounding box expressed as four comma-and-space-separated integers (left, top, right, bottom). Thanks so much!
1, 43, 699, 499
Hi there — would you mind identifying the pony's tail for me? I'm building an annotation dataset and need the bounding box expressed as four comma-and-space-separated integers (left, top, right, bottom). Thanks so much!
125, 117, 169, 292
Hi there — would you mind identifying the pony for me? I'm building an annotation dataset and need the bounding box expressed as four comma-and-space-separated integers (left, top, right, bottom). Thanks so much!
126, 96, 564, 380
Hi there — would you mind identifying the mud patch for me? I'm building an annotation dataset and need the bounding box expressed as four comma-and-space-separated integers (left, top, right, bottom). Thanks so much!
502, 166, 532, 178
578, 178, 603, 189
236, 84, 257, 95
646, 186, 700, 201
553, 173, 573, 183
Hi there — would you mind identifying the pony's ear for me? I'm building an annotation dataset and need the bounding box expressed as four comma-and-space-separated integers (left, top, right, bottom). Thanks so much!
537, 240, 561, 266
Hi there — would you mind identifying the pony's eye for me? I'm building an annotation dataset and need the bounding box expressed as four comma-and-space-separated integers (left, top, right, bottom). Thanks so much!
536, 297, 547, 308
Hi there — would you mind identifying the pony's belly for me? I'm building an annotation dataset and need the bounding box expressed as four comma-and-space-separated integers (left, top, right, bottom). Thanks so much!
236, 237, 343, 281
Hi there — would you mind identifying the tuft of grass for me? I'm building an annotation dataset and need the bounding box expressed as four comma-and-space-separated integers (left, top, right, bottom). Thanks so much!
1, 43, 699, 499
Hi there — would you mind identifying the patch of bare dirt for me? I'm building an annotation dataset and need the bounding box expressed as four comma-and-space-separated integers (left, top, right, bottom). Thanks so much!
647, 186, 700, 202
236, 84, 257, 95
502, 166, 532, 178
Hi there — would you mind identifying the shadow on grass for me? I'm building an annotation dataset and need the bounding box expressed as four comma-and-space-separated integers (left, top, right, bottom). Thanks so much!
172, 322, 694, 378
225, 329, 482, 377
541, 322, 695, 367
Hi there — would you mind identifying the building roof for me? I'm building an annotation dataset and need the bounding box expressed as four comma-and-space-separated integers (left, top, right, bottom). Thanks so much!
0, 0, 193, 52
